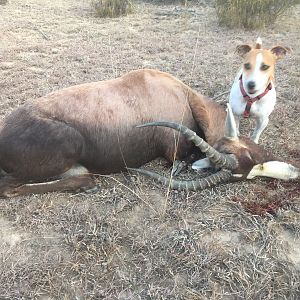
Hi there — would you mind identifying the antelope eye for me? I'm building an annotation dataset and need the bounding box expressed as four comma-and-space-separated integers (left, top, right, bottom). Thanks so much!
261, 64, 270, 71
244, 63, 251, 70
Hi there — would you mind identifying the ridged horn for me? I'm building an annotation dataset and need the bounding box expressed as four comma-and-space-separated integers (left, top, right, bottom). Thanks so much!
128, 168, 232, 191
137, 121, 238, 170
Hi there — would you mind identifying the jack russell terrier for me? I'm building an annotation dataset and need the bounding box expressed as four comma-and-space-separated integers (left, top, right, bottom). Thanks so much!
229, 37, 290, 144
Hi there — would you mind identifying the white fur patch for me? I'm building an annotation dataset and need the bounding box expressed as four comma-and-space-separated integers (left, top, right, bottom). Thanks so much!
61, 164, 89, 178
245, 53, 269, 95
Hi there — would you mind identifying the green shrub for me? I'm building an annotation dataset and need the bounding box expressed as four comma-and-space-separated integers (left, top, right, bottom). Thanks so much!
215, 0, 300, 29
91, 0, 134, 18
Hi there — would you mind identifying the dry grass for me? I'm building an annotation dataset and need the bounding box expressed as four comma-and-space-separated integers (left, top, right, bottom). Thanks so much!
216, 0, 300, 29
91, 0, 134, 18
147, 0, 189, 5
0, 0, 300, 299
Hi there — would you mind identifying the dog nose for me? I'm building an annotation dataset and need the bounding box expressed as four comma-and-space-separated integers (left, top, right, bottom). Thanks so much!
247, 81, 256, 90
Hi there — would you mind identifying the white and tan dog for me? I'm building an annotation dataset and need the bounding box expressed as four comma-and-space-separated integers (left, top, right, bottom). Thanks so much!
229, 38, 290, 143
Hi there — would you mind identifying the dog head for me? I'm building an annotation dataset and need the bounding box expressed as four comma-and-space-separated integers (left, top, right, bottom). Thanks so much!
236, 38, 290, 96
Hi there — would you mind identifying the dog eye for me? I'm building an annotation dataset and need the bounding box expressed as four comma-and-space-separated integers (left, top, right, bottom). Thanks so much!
244, 63, 251, 70
261, 64, 270, 71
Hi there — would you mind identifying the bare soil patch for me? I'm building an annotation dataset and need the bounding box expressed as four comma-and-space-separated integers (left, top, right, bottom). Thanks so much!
0, 0, 299, 299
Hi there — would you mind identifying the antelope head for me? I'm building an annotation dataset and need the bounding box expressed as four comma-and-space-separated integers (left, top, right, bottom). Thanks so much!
129, 105, 299, 191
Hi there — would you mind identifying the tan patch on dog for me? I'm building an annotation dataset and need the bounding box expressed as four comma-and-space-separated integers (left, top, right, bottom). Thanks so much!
243, 49, 276, 82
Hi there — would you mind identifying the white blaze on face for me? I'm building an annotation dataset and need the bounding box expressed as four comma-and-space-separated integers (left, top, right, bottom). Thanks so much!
244, 53, 269, 95
247, 161, 299, 180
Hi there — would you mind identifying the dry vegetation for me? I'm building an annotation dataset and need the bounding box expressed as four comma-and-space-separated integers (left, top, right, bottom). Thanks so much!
91, 0, 134, 18
216, 0, 300, 29
0, 0, 299, 299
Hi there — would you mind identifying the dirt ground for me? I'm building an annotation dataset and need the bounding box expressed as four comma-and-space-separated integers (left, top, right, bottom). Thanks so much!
0, 0, 299, 299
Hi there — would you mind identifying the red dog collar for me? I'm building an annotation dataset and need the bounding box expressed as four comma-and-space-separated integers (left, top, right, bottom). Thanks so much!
239, 75, 272, 118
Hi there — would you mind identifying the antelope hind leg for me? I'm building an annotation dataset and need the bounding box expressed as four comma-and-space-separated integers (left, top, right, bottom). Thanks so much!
0, 164, 97, 198
2, 175, 97, 198
171, 153, 202, 176
0, 175, 25, 197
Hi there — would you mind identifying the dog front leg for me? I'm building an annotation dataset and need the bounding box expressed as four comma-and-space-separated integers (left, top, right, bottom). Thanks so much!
251, 116, 269, 144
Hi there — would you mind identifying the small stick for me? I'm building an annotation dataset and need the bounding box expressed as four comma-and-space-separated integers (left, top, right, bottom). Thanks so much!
34, 27, 50, 40
212, 90, 230, 101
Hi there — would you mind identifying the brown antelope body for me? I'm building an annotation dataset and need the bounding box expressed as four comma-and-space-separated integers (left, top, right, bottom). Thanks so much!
0, 69, 298, 197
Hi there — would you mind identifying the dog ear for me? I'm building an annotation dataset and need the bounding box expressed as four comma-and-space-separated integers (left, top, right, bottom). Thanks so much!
236, 44, 252, 58
270, 46, 291, 60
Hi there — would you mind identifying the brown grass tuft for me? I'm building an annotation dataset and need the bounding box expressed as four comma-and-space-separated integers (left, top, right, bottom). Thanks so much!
215, 0, 300, 29
91, 0, 134, 18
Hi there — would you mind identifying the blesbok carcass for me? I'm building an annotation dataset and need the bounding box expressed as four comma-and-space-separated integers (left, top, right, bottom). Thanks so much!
0, 69, 298, 197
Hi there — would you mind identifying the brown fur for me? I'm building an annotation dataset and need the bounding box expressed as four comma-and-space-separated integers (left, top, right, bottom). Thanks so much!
213, 137, 276, 179
243, 49, 276, 82
0, 69, 279, 196
255, 42, 262, 49
237, 44, 290, 84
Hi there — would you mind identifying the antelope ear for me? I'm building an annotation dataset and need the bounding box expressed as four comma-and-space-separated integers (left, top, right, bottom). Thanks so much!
236, 44, 252, 58
192, 158, 211, 170
270, 46, 291, 60
224, 104, 238, 140
247, 161, 299, 180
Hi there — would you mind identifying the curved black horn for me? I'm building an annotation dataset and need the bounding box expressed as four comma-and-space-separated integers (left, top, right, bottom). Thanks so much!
128, 168, 232, 191
137, 121, 238, 170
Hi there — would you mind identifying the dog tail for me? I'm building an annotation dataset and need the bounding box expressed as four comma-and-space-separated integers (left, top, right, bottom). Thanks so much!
255, 37, 262, 49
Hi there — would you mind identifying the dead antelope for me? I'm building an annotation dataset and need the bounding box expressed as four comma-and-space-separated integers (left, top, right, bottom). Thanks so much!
130, 104, 299, 190
0, 69, 298, 197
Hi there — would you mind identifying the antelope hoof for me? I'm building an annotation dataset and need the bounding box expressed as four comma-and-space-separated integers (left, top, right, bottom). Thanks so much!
81, 185, 101, 194
171, 160, 188, 176
3, 187, 22, 198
